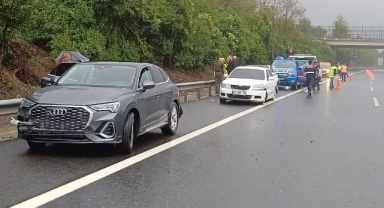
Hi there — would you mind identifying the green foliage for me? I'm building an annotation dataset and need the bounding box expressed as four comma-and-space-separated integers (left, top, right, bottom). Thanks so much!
1, 0, 340, 70
332, 14, 349, 39
0, 0, 34, 66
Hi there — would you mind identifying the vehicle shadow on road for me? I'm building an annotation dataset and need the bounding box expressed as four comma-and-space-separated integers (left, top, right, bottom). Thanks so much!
23, 131, 175, 159
224, 101, 262, 106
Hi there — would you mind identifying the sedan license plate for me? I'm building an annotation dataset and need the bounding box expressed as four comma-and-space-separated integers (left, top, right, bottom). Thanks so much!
232, 91, 246, 95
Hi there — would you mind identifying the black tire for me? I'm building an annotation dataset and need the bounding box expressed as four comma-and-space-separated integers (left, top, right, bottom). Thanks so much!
292, 83, 297, 90
275, 85, 279, 94
260, 92, 267, 105
298, 82, 302, 89
219, 98, 226, 104
27, 141, 46, 151
117, 112, 135, 154
161, 102, 179, 135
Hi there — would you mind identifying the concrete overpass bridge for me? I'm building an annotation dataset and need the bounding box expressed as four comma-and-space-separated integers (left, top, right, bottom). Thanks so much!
316, 26, 384, 49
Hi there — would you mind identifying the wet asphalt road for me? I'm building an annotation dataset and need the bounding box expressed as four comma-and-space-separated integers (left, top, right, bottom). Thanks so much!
2, 70, 384, 208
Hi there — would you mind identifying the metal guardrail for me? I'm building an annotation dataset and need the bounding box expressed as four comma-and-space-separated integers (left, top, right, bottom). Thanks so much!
0, 81, 215, 116
176, 80, 215, 102
0, 98, 23, 116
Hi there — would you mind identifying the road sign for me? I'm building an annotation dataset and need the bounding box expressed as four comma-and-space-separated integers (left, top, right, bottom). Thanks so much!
378, 57, 383, 66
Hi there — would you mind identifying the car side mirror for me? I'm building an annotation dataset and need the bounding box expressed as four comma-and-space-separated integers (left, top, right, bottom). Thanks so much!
142, 80, 156, 90
46, 77, 59, 86
298, 66, 303, 70
50, 77, 58, 84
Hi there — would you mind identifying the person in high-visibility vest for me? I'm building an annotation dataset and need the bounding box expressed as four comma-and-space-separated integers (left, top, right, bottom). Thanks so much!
336, 63, 342, 78
223, 62, 228, 78
329, 64, 338, 89
341, 63, 348, 82
214, 58, 228, 77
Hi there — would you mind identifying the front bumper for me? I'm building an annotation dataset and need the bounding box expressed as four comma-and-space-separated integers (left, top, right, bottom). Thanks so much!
277, 76, 297, 86
219, 88, 266, 102
12, 105, 124, 144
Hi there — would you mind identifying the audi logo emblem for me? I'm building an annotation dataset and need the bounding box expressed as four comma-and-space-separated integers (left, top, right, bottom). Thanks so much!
49, 108, 68, 116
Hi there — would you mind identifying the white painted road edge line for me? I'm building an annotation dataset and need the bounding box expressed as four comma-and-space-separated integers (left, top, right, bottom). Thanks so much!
10, 71, 364, 208
373, 97, 380, 106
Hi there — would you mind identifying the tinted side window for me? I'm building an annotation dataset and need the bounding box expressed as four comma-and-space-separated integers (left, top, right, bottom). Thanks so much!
159, 68, 169, 80
150, 66, 165, 83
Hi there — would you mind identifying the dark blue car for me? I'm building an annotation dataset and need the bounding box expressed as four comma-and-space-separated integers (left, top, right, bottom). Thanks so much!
272, 57, 306, 90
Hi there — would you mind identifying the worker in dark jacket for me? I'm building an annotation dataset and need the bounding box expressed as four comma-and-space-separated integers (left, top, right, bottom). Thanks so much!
313, 62, 321, 91
304, 60, 316, 95
226, 55, 238, 75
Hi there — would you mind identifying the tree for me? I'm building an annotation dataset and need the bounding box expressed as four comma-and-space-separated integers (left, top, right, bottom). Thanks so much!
0, 0, 33, 71
332, 14, 349, 39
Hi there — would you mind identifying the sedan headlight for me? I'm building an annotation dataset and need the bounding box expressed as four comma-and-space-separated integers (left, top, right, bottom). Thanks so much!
20, 99, 36, 108
220, 83, 230, 89
288, 69, 296, 76
90, 102, 120, 113
252, 84, 264, 90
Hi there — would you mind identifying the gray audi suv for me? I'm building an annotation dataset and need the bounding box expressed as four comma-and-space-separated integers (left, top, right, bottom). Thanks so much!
11, 62, 183, 154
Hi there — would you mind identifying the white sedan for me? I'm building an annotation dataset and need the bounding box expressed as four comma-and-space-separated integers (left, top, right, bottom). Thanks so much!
219, 66, 277, 104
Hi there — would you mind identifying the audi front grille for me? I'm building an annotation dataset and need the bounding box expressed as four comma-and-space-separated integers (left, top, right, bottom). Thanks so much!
30, 105, 92, 131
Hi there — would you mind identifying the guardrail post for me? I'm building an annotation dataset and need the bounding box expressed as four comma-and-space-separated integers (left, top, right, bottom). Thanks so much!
183, 90, 188, 102
197, 88, 201, 99
208, 86, 212, 96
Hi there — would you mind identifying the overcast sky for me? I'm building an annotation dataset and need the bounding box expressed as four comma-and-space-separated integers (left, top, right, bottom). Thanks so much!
299, 0, 384, 26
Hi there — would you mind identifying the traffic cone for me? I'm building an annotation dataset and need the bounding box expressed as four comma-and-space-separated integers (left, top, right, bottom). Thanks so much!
349, 74, 353, 82
336, 79, 342, 90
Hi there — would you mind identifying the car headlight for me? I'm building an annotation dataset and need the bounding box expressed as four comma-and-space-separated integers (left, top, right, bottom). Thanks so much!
220, 83, 230, 89
90, 102, 120, 113
288, 69, 296, 76
252, 84, 264, 90
20, 99, 36, 108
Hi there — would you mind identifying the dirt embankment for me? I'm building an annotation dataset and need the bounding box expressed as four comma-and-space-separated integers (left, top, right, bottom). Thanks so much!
0, 42, 214, 100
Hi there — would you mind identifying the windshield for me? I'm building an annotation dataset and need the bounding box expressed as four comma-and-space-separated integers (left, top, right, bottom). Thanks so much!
57, 64, 136, 87
229, 68, 265, 80
272, 60, 295, 68
321, 63, 331, 68
296, 60, 308, 67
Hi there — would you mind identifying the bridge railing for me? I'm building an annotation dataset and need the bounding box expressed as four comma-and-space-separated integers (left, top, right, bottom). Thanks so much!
316, 26, 384, 40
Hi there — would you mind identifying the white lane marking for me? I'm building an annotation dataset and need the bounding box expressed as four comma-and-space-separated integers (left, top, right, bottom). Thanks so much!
370, 87, 374, 91
10, 71, 365, 208
373, 97, 380, 106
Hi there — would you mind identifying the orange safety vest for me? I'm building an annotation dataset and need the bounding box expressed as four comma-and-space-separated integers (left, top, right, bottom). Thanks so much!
341, 65, 347, 73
